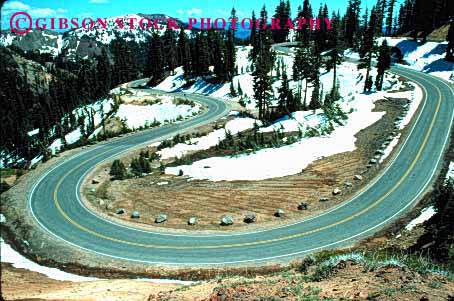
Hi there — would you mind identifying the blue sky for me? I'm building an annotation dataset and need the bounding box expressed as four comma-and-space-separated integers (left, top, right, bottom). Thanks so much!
1, 0, 402, 31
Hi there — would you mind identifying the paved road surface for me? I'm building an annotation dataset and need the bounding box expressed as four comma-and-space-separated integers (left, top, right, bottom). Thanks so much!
28, 58, 453, 266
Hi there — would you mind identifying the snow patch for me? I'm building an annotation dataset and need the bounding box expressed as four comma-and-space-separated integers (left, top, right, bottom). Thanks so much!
379, 134, 401, 164
158, 117, 260, 159
0, 238, 100, 282
446, 161, 454, 180
405, 206, 437, 231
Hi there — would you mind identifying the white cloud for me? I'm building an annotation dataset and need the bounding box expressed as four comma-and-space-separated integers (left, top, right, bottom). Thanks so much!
89, 0, 110, 3
1, 1, 67, 19
177, 8, 202, 17
29, 8, 56, 17
186, 8, 202, 16
3, 1, 30, 10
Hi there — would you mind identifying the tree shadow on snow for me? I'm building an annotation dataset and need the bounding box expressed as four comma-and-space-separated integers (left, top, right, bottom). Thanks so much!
422, 44, 447, 59
395, 40, 419, 56
423, 58, 454, 73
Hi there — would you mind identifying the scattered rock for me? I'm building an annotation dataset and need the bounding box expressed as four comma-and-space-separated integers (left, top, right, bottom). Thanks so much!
89, 188, 96, 193
243, 213, 257, 223
386, 136, 394, 142
275, 209, 285, 217
320, 197, 329, 202
297, 202, 308, 210
369, 158, 377, 164
98, 199, 105, 207
155, 213, 167, 223
105, 203, 113, 210
188, 217, 198, 225
344, 182, 353, 188
116, 208, 125, 215
130, 211, 140, 218
92, 178, 100, 184
178, 169, 184, 176
375, 150, 385, 155
354, 175, 363, 181
332, 188, 341, 195
221, 216, 234, 226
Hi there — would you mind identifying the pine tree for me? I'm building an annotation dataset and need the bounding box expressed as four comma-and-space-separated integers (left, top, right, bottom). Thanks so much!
386, 0, 396, 36
148, 33, 165, 84
272, 0, 291, 43
163, 27, 178, 75
293, 45, 314, 109
250, 11, 258, 62
110, 159, 126, 180
278, 70, 291, 114
213, 32, 227, 80
376, 40, 391, 91
296, 0, 312, 44
359, 6, 378, 93
315, 4, 330, 52
344, 0, 362, 48
326, 12, 344, 98
253, 5, 275, 121
225, 8, 237, 80
309, 70, 321, 111
178, 29, 192, 78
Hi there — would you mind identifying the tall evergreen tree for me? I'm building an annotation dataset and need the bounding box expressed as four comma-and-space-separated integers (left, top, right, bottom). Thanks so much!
325, 12, 344, 99
178, 29, 193, 78
225, 8, 237, 80
386, 0, 396, 36
250, 11, 259, 63
147, 33, 165, 84
253, 5, 275, 121
376, 40, 391, 90
296, 0, 312, 44
344, 0, 362, 48
277, 70, 293, 114
272, 0, 291, 43
163, 28, 178, 75
359, 6, 378, 92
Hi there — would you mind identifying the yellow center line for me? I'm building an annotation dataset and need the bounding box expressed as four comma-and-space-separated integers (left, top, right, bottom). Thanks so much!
51, 73, 443, 250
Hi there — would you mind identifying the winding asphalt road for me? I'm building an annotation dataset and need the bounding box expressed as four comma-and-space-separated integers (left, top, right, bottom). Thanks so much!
28, 60, 453, 266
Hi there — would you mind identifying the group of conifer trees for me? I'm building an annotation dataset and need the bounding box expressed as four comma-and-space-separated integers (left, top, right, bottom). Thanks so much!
2, 0, 454, 167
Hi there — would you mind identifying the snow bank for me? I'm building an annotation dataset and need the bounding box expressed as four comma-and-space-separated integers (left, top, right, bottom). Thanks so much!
378, 38, 454, 83
0, 238, 100, 282
0, 236, 194, 284
116, 101, 199, 130
259, 111, 324, 133
166, 92, 387, 181
379, 134, 401, 164
398, 84, 423, 129
158, 117, 260, 159
405, 206, 437, 231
